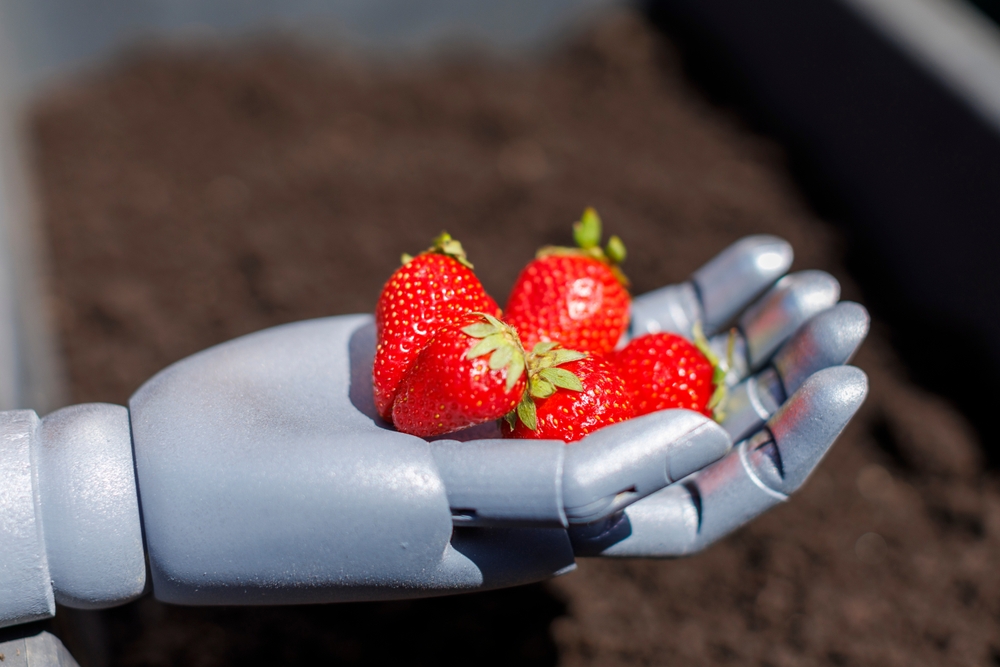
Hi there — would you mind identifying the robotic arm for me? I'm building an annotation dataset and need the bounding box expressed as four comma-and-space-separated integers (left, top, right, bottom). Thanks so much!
0, 236, 869, 635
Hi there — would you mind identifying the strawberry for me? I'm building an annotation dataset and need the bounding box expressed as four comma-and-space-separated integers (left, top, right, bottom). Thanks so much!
392, 313, 527, 438
611, 325, 729, 420
373, 233, 500, 422
502, 348, 634, 443
504, 208, 630, 355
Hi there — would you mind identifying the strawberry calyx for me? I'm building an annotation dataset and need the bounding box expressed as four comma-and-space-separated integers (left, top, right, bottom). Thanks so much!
536, 207, 630, 288
462, 313, 527, 393
505, 341, 587, 431
401, 231, 475, 270
692, 321, 735, 423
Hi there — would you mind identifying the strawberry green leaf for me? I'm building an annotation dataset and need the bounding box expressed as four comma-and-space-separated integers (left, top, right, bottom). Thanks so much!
462, 322, 499, 338
691, 321, 734, 424
505, 356, 526, 393
530, 375, 556, 399
428, 231, 474, 269
536, 209, 631, 287
605, 235, 627, 264
692, 321, 720, 367
489, 344, 515, 371
549, 349, 587, 366
517, 395, 538, 431
483, 313, 505, 329
707, 383, 727, 422
440, 239, 463, 255
532, 355, 553, 370
573, 207, 602, 249
466, 333, 505, 359
531, 341, 559, 355
504, 411, 517, 430
707, 383, 726, 411
539, 367, 583, 391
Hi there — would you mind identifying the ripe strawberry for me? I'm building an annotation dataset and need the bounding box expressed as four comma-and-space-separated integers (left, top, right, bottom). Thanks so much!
373, 233, 500, 422
505, 208, 630, 355
502, 349, 634, 443
611, 326, 729, 420
392, 313, 527, 438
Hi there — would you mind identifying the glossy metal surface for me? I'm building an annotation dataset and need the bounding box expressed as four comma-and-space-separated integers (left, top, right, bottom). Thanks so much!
722, 302, 869, 441
629, 236, 793, 341
692, 235, 793, 335
721, 366, 784, 440
772, 301, 870, 395
739, 271, 841, 368
562, 410, 730, 524
629, 281, 701, 339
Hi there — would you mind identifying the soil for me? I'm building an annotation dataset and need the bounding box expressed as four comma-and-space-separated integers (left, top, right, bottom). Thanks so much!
28, 11, 1000, 667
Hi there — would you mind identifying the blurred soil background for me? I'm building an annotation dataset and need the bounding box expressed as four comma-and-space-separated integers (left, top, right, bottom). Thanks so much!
26, 9, 1000, 667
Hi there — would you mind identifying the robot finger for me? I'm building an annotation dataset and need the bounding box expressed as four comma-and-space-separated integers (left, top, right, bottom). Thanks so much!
431, 410, 731, 529
571, 365, 867, 557
721, 302, 870, 441
629, 235, 793, 340
707, 270, 841, 385
561, 410, 731, 525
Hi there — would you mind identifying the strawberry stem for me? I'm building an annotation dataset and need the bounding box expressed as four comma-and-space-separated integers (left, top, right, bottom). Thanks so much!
403, 231, 475, 269
536, 208, 630, 288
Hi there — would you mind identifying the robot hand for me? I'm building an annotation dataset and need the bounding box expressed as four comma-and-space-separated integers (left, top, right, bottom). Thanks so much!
0, 236, 868, 632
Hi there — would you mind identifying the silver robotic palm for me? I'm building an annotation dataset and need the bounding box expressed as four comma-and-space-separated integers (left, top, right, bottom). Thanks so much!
0, 236, 869, 666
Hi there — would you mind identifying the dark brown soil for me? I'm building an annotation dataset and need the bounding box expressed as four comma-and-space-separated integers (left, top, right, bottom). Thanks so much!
30, 11, 1000, 667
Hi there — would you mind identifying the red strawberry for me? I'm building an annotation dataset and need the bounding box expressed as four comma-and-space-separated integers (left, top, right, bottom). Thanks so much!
502, 349, 634, 443
392, 313, 527, 438
611, 326, 728, 420
373, 233, 500, 422
505, 208, 630, 355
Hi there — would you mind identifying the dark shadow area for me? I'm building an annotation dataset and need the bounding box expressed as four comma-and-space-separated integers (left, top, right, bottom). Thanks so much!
449, 528, 576, 589
63, 586, 565, 667
0, 619, 54, 644
969, 0, 1000, 26
566, 512, 633, 557
643, 0, 1000, 466
869, 413, 914, 473
844, 235, 1000, 468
